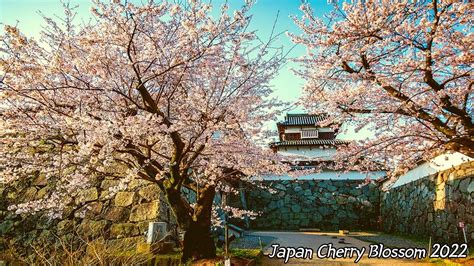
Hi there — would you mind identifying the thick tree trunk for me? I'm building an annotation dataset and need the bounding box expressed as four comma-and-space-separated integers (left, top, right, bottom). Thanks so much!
181, 220, 216, 263
164, 185, 193, 229
163, 183, 217, 263
181, 184, 217, 262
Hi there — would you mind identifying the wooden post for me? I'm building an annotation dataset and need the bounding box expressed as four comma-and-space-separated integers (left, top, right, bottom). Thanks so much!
225, 223, 229, 257
462, 227, 467, 243
428, 236, 431, 256
222, 192, 229, 257
459, 221, 467, 243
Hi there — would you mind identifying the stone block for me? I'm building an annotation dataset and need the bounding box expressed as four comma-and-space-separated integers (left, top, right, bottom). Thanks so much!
129, 179, 151, 189
110, 223, 139, 238
36, 215, 53, 230
466, 179, 474, 194
300, 218, 310, 227
0, 220, 14, 235
114, 192, 135, 207
35, 187, 49, 199
57, 220, 73, 234
104, 206, 130, 222
129, 201, 159, 222
137, 221, 150, 235
267, 201, 277, 210
291, 205, 301, 213
294, 186, 303, 193
33, 173, 48, 186
75, 188, 98, 204
456, 170, 466, 178
138, 185, 161, 201
77, 220, 108, 239
76, 202, 103, 219
336, 196, 348, 204
312, 212, 323, 223
101, 180, 120, 190
459, 178, 470, 193
274, 184, 286, 191
302, 182, 310, 190
427, 213, 433, 222
318, 206, 331, 216
24, 187, 37, 201
361, 200, 372, 207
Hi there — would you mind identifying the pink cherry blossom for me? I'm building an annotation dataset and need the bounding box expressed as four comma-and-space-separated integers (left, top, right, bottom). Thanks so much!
0, 0, 289, 261
291, 0, 473, 176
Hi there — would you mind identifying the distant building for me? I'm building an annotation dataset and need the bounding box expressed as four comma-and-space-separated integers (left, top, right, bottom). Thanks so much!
270, 113, 346, 161
267, 113, 385, 180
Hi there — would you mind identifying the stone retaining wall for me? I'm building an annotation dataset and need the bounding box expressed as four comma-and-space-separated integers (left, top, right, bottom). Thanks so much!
0, 177, 173, 252
2, 160, 472, 255
241, 179, 381, 230
381, 161, 474, 244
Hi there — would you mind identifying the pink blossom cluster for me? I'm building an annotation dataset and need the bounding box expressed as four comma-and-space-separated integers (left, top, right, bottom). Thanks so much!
0, 0, 289, 220
291, 0, 473, 176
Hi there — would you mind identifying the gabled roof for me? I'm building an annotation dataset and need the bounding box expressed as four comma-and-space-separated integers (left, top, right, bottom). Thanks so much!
270, 139, 349, 147
279, 113, 328, 126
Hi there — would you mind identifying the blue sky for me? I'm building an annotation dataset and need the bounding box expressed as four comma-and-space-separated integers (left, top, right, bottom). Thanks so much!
1, 1, 370, 139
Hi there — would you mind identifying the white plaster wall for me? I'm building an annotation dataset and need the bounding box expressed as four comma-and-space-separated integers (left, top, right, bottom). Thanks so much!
318, 128, 334, 133
284, 127, 304, 133
278, 147, 337, 160
391, 152, 473, 188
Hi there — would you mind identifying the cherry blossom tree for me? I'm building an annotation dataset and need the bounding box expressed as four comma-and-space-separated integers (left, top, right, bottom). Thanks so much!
0, 0, 286, 261
291, 0, 473, 175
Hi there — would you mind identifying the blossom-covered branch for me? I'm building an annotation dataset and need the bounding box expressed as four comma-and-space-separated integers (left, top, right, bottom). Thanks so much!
291, 0, 473, 175
0, 0, 288, 261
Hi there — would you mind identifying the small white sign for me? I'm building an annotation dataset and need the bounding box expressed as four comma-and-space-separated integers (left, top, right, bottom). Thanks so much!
147, 222, 167, 244
224, 258, 231, 266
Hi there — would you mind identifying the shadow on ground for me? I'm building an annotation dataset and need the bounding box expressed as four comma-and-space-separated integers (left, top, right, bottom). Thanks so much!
230, 233, 277, 249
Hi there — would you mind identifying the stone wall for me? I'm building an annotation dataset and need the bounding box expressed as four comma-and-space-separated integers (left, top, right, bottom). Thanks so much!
381, 161, 474, 244
0, 177, 174, 252
240, 179, 381, 230
2, 160, 472, 254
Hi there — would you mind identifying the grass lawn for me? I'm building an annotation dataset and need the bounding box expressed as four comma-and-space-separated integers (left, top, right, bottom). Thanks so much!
184, 248, 263, 266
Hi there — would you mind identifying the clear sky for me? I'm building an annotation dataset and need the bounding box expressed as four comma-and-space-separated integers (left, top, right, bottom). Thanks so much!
0, 0, 369, 139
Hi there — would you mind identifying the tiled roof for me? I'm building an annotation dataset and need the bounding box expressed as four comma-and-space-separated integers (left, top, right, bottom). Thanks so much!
270, 139, 349, 147
280, 113, 328, 126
